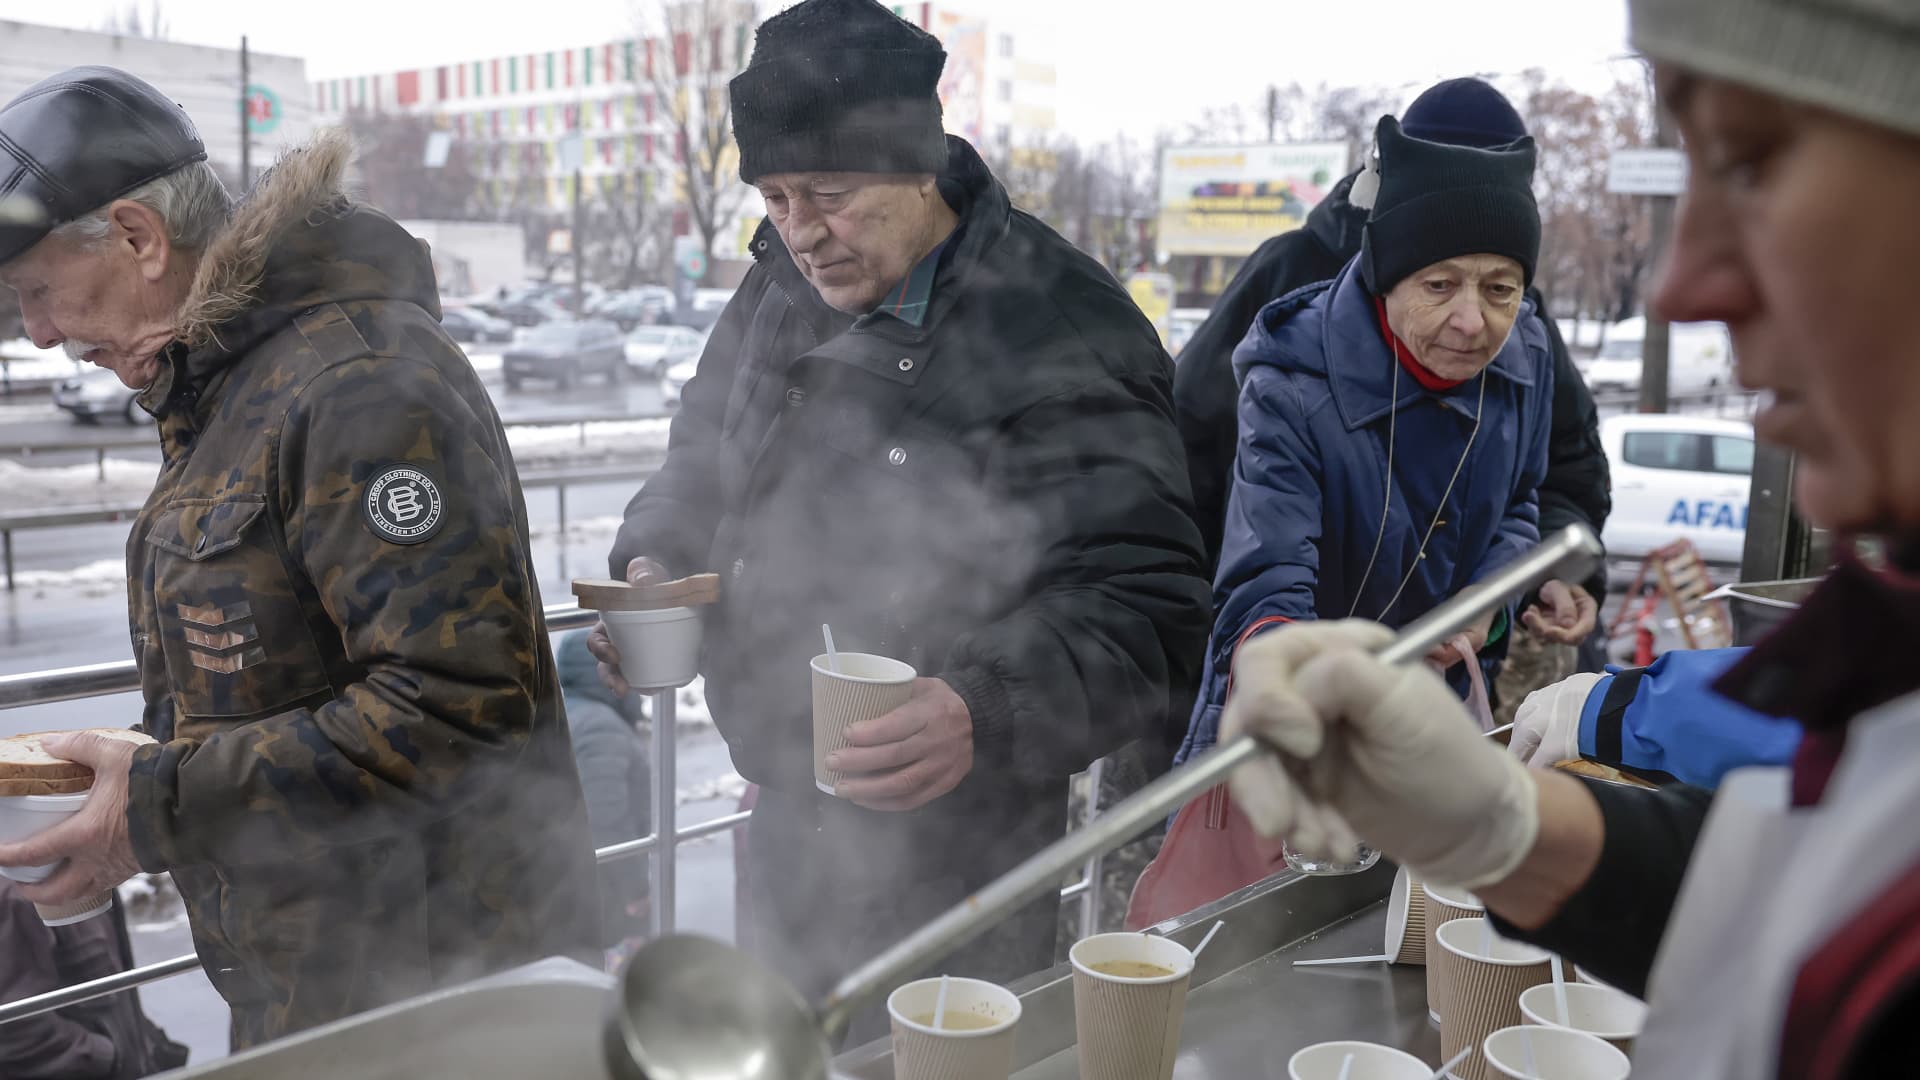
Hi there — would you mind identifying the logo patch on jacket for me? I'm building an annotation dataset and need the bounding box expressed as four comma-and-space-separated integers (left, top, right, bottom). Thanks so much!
362, 464, 445, 545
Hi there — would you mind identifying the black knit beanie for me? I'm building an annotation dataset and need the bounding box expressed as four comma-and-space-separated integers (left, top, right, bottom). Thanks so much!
729, 0, 949, 183
1359, 115, 1541, 296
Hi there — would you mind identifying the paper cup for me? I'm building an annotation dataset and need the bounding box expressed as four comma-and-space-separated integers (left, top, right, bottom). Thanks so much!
1070, 932, 1194, 1080
0, 792, 113, 926
1483, 1025, 1631, 1080
1288, 1041, 1432, 1080
887, 977, 1021, 1080
811, 652, 916, 795
1423, 885, 1485, 1024
1385, 865, 1428, 966
1433, 918, 1552, 1080
602, 607, 703, 690
1519, 981, 1647, 1058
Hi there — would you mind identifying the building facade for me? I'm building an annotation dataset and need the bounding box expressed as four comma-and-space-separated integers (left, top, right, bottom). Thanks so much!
0, 21, 312, 189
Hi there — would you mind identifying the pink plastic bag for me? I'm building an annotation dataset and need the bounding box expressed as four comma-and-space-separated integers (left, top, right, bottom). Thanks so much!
1124, 631, 1494, 929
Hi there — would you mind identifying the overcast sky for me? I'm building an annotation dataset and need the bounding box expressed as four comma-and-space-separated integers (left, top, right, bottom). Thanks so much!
0, 1, 1638, 140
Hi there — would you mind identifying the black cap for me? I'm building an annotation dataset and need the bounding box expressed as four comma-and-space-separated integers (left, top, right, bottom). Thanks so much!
1359, 115, 1540, 295
0, 66, 208, 264
729, 0, 949, 183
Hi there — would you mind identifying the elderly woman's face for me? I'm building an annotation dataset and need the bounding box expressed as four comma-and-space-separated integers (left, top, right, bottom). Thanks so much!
756, 171, 949, 314
1655, 69, 1920, 534
1381, 255, 1526, 382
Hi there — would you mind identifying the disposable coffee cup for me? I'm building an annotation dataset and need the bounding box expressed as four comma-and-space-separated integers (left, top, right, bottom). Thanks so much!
1422, 885, 1485, 1024
602, 606, 703, 690
1287, 1040, 1432, 1080
887, 976, 1021, 1080
0, 792, 113, 926
1519, 981, 1648, 1058
1070, 932, 1195, 1080
1433, 918, 1553, 1080
1385, 865, 1428, 966
810, 652, 915, 795
1483, 1025, 1631, 1080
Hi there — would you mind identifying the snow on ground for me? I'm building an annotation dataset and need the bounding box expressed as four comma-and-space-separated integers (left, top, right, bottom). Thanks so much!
506, 418, 672, 461
0, 458, 158, 511
467, 351, 502, 373
6, 557, 128, 597
677, 770, 748, 806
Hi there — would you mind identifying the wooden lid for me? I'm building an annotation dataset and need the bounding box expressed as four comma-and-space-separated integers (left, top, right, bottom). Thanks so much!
572, 573, 721, 612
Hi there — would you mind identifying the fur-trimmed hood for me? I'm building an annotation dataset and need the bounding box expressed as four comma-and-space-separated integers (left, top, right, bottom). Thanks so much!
157, 127, 440, 400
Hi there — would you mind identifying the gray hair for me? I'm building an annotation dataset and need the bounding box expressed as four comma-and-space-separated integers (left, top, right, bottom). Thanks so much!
49, 161, 232, 253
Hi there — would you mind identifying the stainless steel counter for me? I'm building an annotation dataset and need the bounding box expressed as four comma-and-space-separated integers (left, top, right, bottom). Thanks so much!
836, 862, 1440, 1079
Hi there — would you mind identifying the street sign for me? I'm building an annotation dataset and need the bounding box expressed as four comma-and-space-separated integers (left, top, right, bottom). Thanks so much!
423, 131, 453, 169
243, 84, 280, 135
678, 248, 708, 281
1607, 148, 1688, 196
558, 133, 585, 174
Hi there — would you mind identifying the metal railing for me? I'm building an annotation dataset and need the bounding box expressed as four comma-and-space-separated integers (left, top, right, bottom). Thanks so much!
0, 602, 1105, 1027
0, 458, 666, 591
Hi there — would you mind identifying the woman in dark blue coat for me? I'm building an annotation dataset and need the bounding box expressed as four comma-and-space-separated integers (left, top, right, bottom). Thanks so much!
1178, 116, 1563, 764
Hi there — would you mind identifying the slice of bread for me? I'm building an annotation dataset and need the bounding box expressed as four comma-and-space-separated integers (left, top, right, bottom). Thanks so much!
0, 728, 157, 784
0, 774, 96, 796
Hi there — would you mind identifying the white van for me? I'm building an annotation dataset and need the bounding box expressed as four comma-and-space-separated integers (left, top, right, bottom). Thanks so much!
1579, 317, 1736, 397
1601, 414, 1754, 572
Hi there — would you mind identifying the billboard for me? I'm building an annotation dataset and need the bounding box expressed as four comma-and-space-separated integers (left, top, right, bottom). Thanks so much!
1157, 142, 1350, 258
932, 11, 988, 144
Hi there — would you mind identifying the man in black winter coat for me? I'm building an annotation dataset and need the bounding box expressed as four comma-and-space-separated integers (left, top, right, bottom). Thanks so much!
1175, 79, 1611, 673
590, 0, 1209, 1039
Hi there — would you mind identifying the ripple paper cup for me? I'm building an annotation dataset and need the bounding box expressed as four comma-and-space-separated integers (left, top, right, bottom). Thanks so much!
1433, 918, 1552, 1080
0, 792, 113, 926
1519, 981, 1648, 1058
811, 652, 916, 795
1070, 932, 1195, 1080
1483, 1025, 1631, 1080
1288, 1040, 1433, 1080
1385, 865, 1428, 966
887, 977, 1021, 1080
1423, 885, 1485, 1024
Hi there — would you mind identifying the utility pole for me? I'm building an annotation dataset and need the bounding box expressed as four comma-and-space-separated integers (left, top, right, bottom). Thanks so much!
1638, 96, 1678, 414
572, 96, 586, 318
238, 35, 251, 192
1265, 85, 1279, 144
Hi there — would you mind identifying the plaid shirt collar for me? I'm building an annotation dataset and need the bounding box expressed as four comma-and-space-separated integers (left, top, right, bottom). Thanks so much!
857, 238, 948, 329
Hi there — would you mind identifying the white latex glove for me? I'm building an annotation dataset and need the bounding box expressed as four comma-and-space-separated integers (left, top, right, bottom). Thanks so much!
1221, 619, 1540, 890
1509, 672, 1605, 769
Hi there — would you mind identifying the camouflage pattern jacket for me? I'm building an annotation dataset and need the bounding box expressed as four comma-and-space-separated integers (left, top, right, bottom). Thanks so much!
121, 130, 598, 1047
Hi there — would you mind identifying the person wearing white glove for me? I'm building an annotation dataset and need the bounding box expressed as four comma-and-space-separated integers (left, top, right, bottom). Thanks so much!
1509, 672, 1603, 769
1220, 619, 1604, 904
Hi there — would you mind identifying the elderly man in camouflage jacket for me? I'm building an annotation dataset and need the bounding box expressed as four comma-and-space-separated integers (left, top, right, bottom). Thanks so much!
0, 68, 598, 1047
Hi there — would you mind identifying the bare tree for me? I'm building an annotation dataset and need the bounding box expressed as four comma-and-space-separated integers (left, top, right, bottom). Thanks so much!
343, 111, 482, 221
638, 0, 756, 282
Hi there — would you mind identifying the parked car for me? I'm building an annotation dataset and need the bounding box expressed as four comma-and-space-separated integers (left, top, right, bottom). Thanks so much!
1578, 318, 1736, 399
674, 287, 736, 330
502, 320, 627, 391
661, 327, 711, 407
480, 297, 571, 328
596, 292, 675, 332
1167, 307, 1210, 358
1601, 414, 1754, 573
52, 366, 150, 425
439, 306, 514, 344
624, 325, 704, 378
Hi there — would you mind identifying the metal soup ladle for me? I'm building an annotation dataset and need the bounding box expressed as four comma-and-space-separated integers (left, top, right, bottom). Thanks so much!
604, 524, 1606, 1080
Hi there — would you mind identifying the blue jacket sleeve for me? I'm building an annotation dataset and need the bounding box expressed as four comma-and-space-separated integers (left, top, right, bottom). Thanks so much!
1210, 364, 1323, 673
1577, 647, 1803, 789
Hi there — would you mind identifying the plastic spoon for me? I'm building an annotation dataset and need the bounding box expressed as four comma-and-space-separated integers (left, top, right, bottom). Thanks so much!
822, 624, 840, 674
932, 973, 950, 1032
1550, 954, 1571, 1026
1335, 1052, 1355, 1080
1292, 953, 1390, 967
1191, 920, 1226, 961
1430, 1047, 1472, 1079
